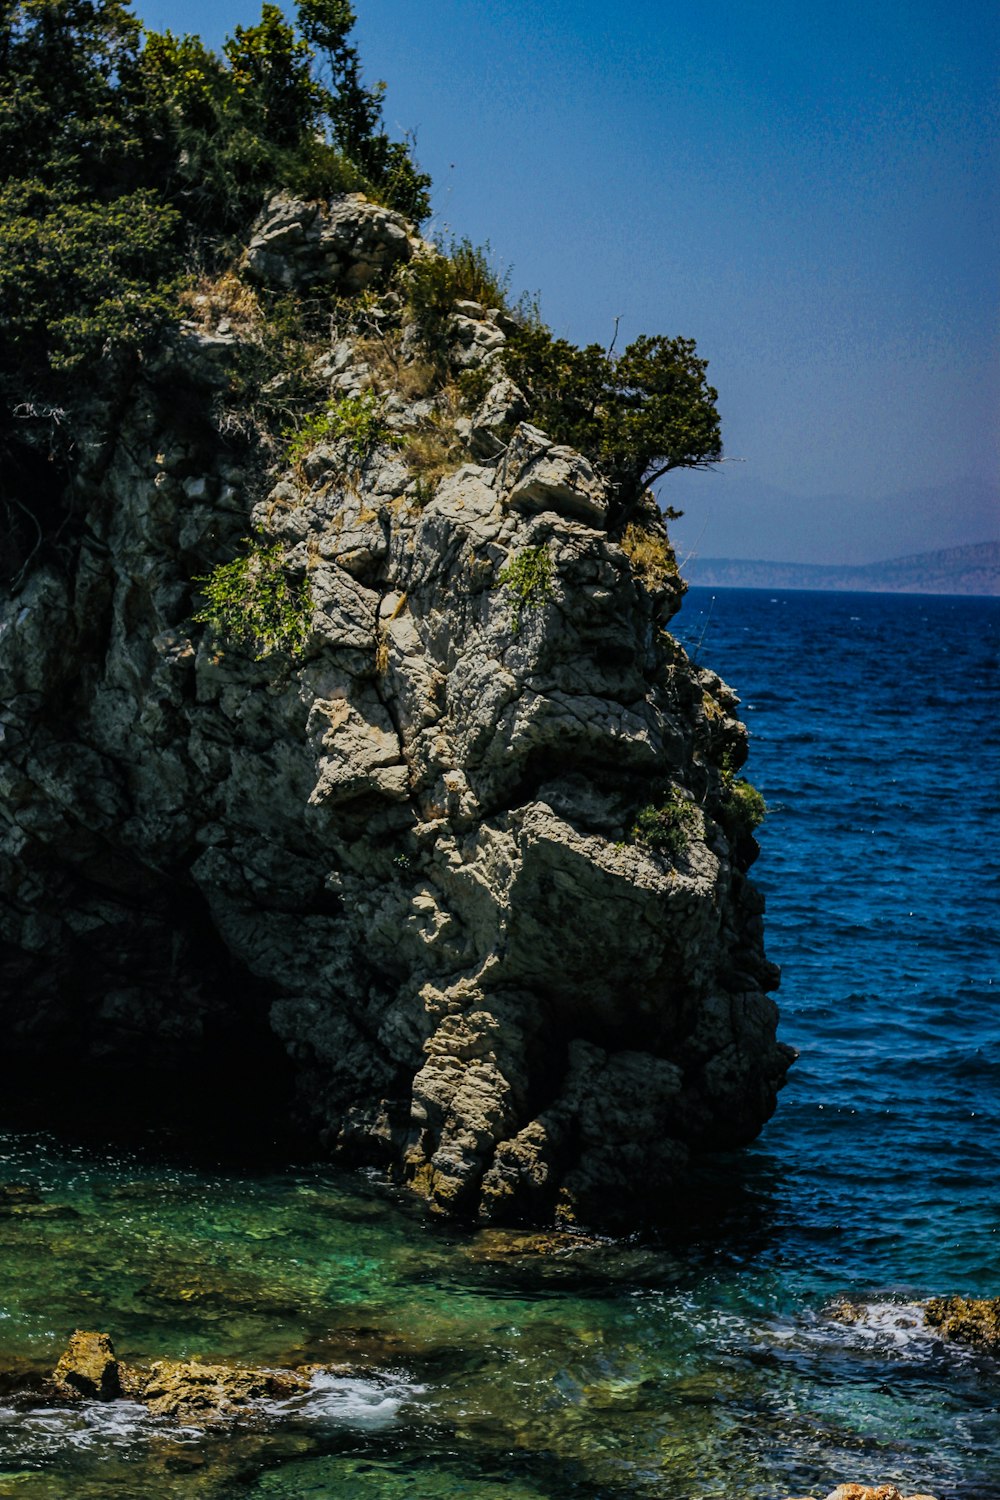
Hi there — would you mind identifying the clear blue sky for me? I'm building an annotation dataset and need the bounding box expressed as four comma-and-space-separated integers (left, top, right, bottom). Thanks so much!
140, 0, 999, 563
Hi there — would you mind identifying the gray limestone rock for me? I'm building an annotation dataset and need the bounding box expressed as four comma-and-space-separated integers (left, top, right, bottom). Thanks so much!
0, 198, 792, 1229
245, 192, 413, 292
501, 423, 609, 526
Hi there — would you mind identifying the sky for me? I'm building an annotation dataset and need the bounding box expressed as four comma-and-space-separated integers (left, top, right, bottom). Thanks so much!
139, 0, 999, 564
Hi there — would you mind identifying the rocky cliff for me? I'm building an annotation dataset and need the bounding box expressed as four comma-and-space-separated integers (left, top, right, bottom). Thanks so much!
0, 194, 792, 1227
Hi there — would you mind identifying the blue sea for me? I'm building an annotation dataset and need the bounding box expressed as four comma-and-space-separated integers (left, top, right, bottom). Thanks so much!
675, 588, 1000, 1297
0, 586, 997, 1499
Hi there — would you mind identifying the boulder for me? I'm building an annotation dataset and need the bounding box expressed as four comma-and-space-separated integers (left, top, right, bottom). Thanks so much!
244, 192, 412, 292
52, 1330, 122, 1400
468, 374, 526, 459
500, 422, 608, 526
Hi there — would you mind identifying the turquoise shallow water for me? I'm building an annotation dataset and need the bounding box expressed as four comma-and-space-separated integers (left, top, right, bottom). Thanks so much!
1, 587, 997, 1498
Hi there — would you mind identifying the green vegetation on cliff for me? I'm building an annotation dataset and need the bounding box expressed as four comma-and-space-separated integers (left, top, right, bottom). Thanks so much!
502, 326, 721, 520
0, 1, 427, 425
0, 0, 722, 582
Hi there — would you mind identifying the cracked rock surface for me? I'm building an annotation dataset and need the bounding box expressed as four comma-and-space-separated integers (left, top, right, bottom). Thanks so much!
0, 193, 792, 1228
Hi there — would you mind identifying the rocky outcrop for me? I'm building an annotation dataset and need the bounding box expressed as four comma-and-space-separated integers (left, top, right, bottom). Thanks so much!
0, 192, 792, 1228
52, 1330, 123, 1401
923, 1295, 1000, 1353
139, 1359, 310, 1421
48, 1332, 315, 1422
244, 192, 415, 292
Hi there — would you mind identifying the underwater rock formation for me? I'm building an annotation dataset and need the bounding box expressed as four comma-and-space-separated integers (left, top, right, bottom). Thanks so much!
0, 193, 792, 1227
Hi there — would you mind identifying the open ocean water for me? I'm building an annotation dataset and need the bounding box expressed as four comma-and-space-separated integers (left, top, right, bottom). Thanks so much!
0, 586, 997, 1499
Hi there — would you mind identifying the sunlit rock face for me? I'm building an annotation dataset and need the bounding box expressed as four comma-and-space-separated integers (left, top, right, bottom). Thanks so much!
0, 193, 791, 1228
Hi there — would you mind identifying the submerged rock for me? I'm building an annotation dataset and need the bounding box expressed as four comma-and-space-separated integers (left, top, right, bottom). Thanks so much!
0, 193, 792, 1228
829, 1296, 999, 1357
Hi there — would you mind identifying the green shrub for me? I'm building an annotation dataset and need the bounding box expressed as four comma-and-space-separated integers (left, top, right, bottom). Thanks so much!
631, 789, 700, 857
719, 777, 767, 839
285, 389, 397, 470
194, 539, 312, 659
498, 545, 553, 635
403, 238, 510, 366
455, 364, 493, 411
0, 182, 181, 375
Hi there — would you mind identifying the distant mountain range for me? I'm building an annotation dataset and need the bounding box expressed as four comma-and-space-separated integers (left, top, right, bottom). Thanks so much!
666, 474, 999, 568
681, 540, 999, 596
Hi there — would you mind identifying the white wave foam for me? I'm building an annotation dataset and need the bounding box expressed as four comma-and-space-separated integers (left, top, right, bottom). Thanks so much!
263, 1370, 421, 1428
0, 1398, 155, 1458
817, 1300, 956, 1360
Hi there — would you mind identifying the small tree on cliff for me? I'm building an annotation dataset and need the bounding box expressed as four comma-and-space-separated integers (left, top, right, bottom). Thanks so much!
503, 322, 721, 525
296, 0, 431, 221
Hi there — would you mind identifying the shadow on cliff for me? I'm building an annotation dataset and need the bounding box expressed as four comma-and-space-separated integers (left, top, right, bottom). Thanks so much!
0, 876, 307, 1167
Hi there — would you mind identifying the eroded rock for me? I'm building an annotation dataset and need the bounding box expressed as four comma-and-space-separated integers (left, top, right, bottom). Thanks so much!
48, 1335, 325, 1423
245, 192, 413, 292
0, 193, 792, 1229
139, 1360, 309, 1421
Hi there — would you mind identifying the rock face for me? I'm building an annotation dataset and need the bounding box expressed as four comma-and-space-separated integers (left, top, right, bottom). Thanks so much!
244, 192, 414, 292
0, 192, 792, 1228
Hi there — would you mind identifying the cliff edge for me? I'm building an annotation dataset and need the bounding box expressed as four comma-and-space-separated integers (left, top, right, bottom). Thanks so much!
0, 195, 792, 1227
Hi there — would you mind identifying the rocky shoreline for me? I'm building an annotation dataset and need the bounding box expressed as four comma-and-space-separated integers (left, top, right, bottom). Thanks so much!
16, 1300, 994, 1499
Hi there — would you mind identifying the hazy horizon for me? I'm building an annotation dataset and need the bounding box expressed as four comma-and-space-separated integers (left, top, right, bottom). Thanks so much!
665, 472, 998, 567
